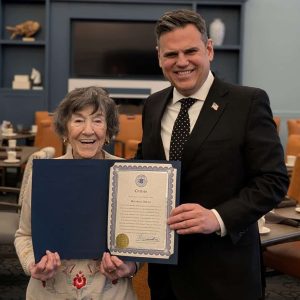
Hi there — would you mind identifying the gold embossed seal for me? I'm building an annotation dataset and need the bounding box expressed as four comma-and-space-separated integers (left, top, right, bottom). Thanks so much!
116, 233, 129, 248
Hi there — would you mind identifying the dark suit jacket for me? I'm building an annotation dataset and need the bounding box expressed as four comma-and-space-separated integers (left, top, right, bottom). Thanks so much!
136, 77, 289, 300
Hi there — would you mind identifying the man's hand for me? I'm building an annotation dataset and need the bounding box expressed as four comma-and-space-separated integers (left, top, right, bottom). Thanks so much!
167, 203, 220, 234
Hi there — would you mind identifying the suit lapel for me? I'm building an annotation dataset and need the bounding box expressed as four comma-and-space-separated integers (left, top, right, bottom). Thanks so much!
182, 78, 229, 165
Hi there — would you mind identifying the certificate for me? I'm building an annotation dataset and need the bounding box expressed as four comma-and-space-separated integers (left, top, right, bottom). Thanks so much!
32, 159, 179, 264
108, 162, 176, 260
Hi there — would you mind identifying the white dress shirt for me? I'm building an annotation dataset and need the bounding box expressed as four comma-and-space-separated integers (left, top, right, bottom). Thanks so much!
161, 70, 226, 236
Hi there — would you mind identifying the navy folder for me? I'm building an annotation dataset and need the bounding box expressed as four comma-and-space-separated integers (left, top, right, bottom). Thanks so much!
32, 159, 180, 264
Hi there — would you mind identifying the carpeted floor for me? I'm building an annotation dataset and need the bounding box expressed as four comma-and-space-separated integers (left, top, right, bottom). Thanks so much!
1, 252, 300, 300
265, 275, 300, 300
0, 256, 29, 300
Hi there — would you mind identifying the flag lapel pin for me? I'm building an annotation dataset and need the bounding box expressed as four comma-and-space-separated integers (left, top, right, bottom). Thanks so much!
211, 102, 219, 111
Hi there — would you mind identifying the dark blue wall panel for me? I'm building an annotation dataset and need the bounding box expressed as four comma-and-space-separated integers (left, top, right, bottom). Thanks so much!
49, 1, 192, 110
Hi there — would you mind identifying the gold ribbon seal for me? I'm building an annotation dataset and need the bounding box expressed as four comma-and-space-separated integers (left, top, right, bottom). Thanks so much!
116, 233, 129, 248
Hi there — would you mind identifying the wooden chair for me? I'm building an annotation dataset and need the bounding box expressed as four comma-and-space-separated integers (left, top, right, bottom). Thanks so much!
0, 147, 55, 256
263, 154, 300, 278
35, 111, 51, 127
132, 263, 150, 300
34, 114, 63, 157
285, 134, 300, 157
114, 114, 142, 159
286, 155, 300, 203
287, 119, 300, 136
273, 116, 281, 133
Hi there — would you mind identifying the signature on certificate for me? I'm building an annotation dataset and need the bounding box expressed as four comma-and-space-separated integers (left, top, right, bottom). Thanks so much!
136, 233, 160, 242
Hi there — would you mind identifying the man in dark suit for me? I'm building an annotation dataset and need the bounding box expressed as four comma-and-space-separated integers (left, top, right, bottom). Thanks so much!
136, 9, 289, 300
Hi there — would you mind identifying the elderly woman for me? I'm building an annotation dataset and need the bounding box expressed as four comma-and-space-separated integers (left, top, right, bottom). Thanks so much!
15, 86, 138, 299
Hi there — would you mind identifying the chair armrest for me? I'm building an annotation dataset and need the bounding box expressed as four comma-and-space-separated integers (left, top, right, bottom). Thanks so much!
0, 201, 21, 209
0, 186, 20, 194
0, 186, 20, 210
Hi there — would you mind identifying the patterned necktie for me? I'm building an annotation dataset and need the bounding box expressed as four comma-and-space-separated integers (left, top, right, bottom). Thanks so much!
169, 98, 197, 161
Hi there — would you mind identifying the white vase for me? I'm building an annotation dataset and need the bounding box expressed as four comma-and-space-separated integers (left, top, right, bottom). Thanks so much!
209, 18, 225, 46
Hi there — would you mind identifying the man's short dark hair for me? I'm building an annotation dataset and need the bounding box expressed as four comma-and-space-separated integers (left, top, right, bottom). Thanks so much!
155, 9, 208, 44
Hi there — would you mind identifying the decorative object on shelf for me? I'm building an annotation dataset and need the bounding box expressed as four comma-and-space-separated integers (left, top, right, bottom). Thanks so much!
12, 74, 31, 90
1, 121, 12, 134
5, 20, 40, 40
31, 68, 43, 90
209, 18, 225, 46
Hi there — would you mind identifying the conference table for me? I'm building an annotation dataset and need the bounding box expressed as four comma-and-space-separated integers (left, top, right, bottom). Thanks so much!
0, 146, 39, 185
260, 206, 300, 247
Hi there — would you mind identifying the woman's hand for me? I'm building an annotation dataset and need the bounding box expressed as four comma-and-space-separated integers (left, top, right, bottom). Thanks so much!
100, 252, 136, 282
29, 250, 61, 281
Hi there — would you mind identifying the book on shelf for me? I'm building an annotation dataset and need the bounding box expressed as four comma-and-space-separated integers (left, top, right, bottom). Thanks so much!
12, 81, 31, 90
14, 75, 30, 82
12, 74, 31, 90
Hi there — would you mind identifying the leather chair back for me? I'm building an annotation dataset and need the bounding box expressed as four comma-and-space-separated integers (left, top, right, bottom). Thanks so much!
114, 114, 142, 159
34, 115, 63, 157
286, 134, 300, 157
273, 116, 280, 133
287, 154, 300, 203
287, 119, 300, 136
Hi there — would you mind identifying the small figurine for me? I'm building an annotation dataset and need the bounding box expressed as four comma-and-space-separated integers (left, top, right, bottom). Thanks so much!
6, 20, 40, 39
31, 68, 41, 85
31, 68, 43, 90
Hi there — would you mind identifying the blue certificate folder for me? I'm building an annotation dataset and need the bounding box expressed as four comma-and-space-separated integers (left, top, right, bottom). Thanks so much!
32, 159, 180, 264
